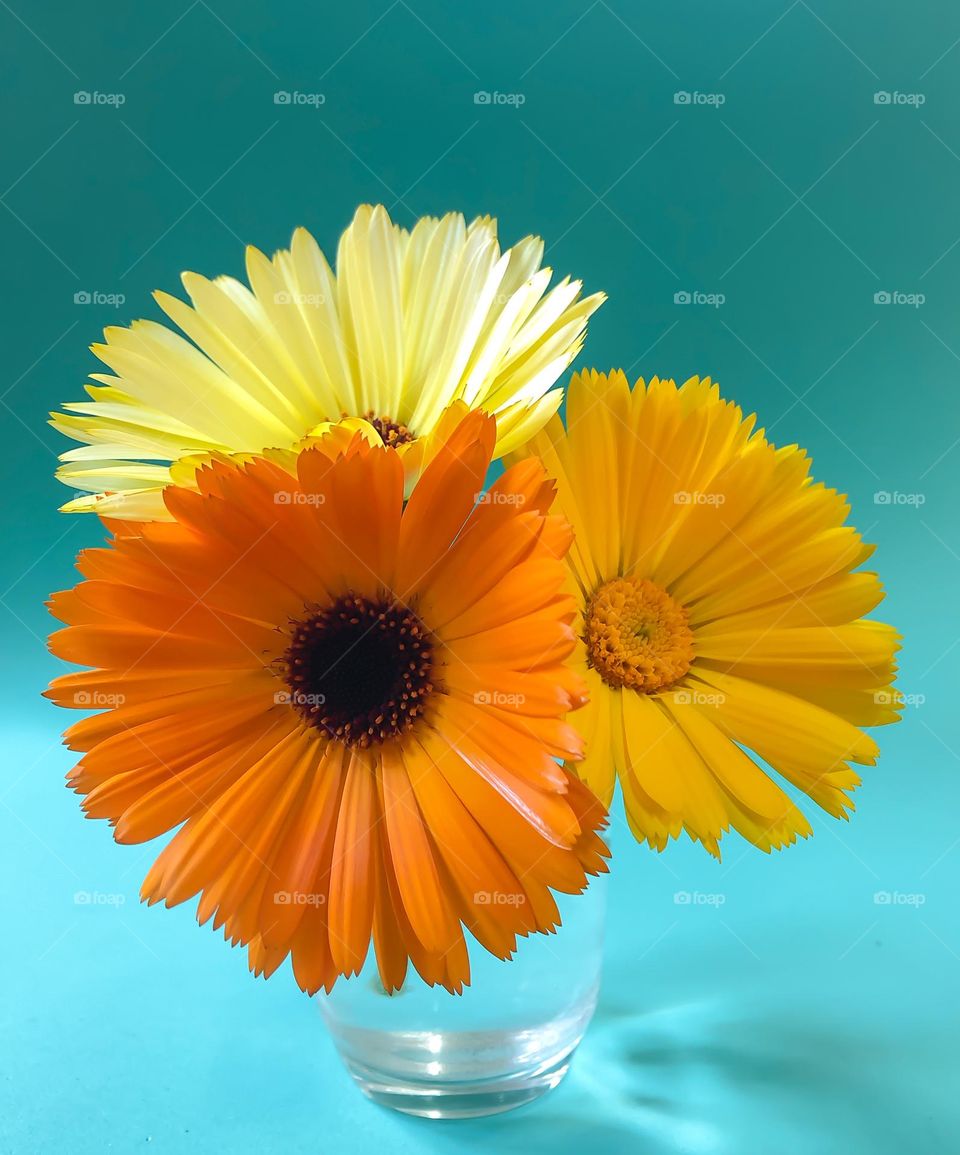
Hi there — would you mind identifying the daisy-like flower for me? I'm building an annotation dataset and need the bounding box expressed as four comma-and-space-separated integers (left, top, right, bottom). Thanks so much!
514, 370, 901, 857
46, 411, 609, 994
52, 204, 605, 519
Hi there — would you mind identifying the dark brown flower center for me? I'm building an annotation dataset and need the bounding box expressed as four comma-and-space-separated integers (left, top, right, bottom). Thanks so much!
349, 411, 416, 447
282, 593, 436, 747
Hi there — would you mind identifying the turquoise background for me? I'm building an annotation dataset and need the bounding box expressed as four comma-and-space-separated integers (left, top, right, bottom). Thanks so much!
2, 1, 959, 1151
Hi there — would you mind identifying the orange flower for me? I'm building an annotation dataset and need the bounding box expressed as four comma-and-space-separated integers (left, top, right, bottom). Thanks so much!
46, 411, 609, 994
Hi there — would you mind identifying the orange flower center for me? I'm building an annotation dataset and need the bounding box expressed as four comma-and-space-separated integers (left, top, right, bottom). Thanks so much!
584, 576, 694, 692
282, 593, 436, 747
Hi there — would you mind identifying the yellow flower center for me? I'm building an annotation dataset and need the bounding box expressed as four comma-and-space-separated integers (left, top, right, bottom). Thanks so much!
584, 577, 694, 692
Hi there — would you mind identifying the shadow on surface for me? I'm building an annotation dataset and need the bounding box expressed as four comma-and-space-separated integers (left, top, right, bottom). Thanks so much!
395, 993, 951, 1155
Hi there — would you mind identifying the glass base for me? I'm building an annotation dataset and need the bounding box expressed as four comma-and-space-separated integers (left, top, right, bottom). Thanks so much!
324, 984, 598, 1118
319, 881, 607, 1119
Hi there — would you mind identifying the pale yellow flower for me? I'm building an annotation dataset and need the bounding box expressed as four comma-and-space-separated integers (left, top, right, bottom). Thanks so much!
53, 204, 604, 518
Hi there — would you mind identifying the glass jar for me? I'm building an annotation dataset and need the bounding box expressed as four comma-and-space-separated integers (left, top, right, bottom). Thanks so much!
318, 877, 607, 1118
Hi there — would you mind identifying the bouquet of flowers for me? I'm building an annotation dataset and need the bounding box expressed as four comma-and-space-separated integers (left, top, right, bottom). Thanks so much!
45, 205, 899, 1117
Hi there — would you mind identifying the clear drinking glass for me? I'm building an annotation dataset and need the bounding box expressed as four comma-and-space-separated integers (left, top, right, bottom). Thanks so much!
318, 877, 607, 1118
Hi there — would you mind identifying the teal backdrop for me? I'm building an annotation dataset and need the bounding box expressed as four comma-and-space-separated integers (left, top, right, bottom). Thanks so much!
2, 2, 958, 1151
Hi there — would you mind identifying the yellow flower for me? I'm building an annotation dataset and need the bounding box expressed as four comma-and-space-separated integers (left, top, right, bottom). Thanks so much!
52, 204, 604, 519
515, 370, 901, 857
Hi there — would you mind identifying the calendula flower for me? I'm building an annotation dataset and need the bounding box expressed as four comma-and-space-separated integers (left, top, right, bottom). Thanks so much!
46, 411, 609, 994
514, 370, 900, 857
52, 204, 604, 519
